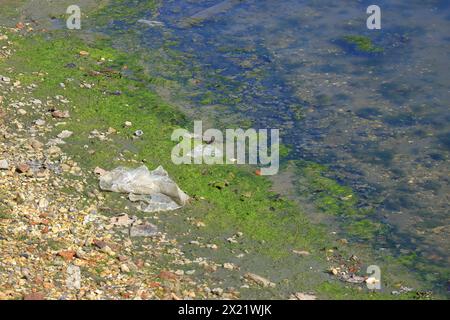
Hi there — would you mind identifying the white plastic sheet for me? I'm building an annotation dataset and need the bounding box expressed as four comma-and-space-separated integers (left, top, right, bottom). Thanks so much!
100, 165, 189, 212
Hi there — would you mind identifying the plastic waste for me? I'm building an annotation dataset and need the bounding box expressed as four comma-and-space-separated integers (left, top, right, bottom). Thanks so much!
129, 193, 181, 213
99, 165, 189, 212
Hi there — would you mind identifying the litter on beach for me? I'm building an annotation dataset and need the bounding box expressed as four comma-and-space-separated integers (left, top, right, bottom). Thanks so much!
99, 165, 189, 212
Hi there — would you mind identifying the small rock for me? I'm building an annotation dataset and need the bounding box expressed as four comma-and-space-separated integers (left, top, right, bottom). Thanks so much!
16, 163, 30, 173
47, 146, 62, 155
47, 138, 66, 146
343, 274, 366, 284
93, 167, 107, 176
79, 50, 89, 56
93, 239, 108, 249
124, 121, 132, 127
30, 139, 44, 150
195, 221, 206, 227
17, 109, 27, 115
66, 265, 81, 290
52, 110, 70, 119
292, 250, 310, 256
244, 273, 276, 288
227, 237, 238, 244
158, 271, 178, 281
223, 263, 236, 270
107, 127, 117, 134
57, 130, 73, 139
0, 159, 9, 170
290, 292, 317, 300
175, 270, 184, 276
212, 288, 224, 296
130, 222, 158, 237
120, 264, 130, 273
101, 246, 115, 256
34, 119, 46, 126
23, 292, 45, 300
110, 213, 134, 227
15, 192, 26, 204
58, 250, 76, 262
60, 164, 71, 172
38, 198, 49, 208
15, 22, 25, 30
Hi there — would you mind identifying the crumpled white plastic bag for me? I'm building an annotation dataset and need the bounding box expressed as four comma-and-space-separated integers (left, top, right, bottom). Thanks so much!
100, 165, 189, 212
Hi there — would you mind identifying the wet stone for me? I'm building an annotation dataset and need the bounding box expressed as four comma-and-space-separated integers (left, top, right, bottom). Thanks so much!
130, 222, 158, 237
0, 159, 9, 170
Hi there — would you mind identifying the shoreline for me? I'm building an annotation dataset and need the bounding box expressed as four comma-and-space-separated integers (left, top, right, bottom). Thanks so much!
0, 4, 447, 299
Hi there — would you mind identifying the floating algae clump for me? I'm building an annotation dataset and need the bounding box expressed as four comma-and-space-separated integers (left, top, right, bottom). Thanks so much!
343, 35, 384, 53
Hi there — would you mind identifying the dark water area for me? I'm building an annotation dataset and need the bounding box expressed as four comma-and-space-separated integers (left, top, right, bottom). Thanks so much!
93, 0, 449, 288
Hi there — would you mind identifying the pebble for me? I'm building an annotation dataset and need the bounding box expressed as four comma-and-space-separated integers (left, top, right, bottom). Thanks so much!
29, 139, 44, 150
16, 163, 30, 174
290, 292, 317, 300
34, 119, 46, 126
93, 167, 107, 176
47, 146, 62, 155
0, 159, 9, 170
66, 265, 81, 290
130, 222, 158, 237
292, 250, 310, 256
23, 292, 45, 300
52, 110, 70, 119
120, 264, 130, 273
223, 263, 236, 270
38, 198, 49, 208
244, 273, 276, 288
211, 288, 224, 296
57, 130, 73, 139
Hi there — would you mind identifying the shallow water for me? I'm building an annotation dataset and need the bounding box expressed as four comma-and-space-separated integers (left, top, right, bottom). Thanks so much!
90, 0, 450, 288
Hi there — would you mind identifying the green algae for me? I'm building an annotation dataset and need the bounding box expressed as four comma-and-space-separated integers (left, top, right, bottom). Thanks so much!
345, 219, 385, 241
343, 35, 384, 53
293, 160, 390, 241
294, 161, 360, 217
